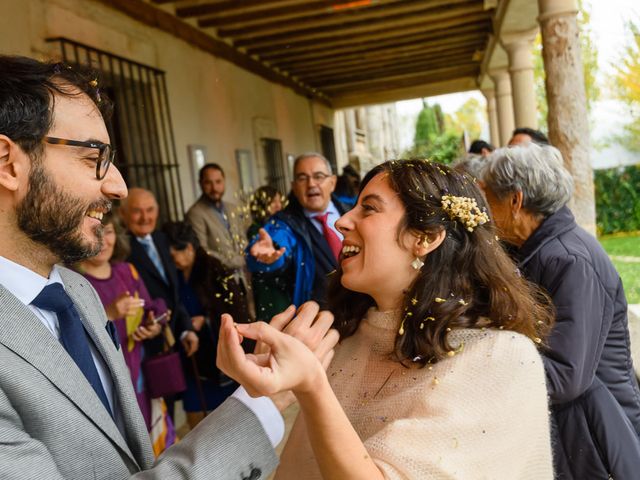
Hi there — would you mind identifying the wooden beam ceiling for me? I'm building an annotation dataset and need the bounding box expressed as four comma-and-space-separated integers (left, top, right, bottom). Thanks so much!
216, 0, 466, 38
233, 3, 487, 49
124, 0, 495, 106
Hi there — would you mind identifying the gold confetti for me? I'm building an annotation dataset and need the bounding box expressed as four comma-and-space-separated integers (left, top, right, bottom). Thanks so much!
434, 297, 446, 303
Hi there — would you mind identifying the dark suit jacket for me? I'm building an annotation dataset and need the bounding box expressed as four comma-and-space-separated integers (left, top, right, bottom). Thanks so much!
0, 267, 278, 478
276, 194, 348, 306
516, 206, 640, 478
127, 231, 192, 354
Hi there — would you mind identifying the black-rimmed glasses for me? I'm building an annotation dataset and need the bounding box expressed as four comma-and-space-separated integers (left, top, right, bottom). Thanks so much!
44, 136, 115, 180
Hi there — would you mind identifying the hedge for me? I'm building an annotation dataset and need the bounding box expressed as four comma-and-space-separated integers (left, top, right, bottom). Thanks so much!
594, 164, 640, 235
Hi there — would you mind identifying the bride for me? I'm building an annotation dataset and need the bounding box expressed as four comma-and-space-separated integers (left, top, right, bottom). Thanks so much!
218, 159, 555, 479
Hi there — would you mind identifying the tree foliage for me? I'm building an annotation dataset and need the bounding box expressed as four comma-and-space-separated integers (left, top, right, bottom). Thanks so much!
453, 98, 483, 140
611, 19, 640, 151
533, 0, 600, 131
595, 164, 640, 234
405, 100, 467, 165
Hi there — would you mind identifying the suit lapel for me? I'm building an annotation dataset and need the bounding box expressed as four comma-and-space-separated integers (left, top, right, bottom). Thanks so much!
0, 279, 146, 469
130, 235, 168, 287
59, 268, 154, 468
306, 217, 337, 267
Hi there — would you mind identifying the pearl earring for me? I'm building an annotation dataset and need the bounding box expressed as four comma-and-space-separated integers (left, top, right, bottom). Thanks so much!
411, 257, 424, 270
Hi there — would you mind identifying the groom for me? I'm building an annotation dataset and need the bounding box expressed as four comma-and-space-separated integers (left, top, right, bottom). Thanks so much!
0, 55, 336, 479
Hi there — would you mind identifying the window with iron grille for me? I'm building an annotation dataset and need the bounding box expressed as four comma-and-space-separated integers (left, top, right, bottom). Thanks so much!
261, 138, 287, 195
320, 125, 338, 174
47, 37, 185, 224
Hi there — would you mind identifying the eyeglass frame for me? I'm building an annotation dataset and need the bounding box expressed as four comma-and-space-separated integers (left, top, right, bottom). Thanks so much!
293, 172, 333, 184
44, 136, 115, 180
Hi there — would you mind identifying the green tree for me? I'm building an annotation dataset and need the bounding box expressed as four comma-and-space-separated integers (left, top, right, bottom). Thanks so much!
533, 0, 600, 130
405, 100, 465, 165
413, 100, 443, 150
453, 98, 483, 140
611, 19, 640, 151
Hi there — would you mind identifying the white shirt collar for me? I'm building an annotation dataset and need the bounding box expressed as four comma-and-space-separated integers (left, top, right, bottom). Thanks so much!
0, 256, 64, 305
303, 200, 338, 219
136, 233, 153, 242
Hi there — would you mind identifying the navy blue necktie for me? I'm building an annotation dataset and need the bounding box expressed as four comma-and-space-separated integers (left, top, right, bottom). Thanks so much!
31, 283, 113, 417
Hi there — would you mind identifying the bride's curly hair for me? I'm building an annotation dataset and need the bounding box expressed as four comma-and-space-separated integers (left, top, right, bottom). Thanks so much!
327, 159, 554, 366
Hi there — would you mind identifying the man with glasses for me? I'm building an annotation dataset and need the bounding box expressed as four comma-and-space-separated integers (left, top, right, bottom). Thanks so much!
0, 55, 338, 479
247, 153, 348, 307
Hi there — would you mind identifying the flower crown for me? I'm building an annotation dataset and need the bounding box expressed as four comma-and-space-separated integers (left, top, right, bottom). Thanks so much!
441, 194, 489, 232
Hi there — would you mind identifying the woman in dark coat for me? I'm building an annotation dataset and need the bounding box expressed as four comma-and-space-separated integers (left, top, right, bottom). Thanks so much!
482, 142, 640, 479
163, 221, 251, 428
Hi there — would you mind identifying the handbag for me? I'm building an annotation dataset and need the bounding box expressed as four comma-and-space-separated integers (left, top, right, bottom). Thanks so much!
142, 325, 187, 399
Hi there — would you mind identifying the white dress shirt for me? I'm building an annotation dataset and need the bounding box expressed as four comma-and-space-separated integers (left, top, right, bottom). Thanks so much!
0, 255, 285, 447
304, 200, 344, 240
0, 255, 121, 432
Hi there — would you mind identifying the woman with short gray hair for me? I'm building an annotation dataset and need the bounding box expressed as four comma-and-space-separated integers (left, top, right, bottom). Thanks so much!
482, 143, 640, 479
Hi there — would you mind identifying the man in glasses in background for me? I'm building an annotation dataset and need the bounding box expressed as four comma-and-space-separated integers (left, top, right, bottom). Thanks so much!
0, 55, 338, 479
247, 153, 348, 307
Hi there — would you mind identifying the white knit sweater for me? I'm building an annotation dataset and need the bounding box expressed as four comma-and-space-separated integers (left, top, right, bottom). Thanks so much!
276, 308, 553, 479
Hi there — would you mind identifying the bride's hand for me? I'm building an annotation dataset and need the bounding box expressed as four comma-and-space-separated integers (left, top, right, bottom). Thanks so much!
217, 315, 337, 398
254, 302, 335, 367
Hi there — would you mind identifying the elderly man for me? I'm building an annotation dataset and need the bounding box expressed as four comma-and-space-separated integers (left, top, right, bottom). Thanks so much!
247, 153, 348, 306
0, 55, 336, 479
481, 143, 640, 479
120, 187, 198, 358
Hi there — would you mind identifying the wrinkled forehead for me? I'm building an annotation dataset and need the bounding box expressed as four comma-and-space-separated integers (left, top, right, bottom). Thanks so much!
294, 156, 329, 175
129, 192, 158, 210
49, 89, 109, 143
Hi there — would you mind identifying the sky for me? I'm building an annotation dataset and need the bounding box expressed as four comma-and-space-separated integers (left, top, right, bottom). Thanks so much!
395, 0, 640, 167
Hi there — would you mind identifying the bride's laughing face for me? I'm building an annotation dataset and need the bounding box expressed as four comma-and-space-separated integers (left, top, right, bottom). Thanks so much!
335, 173, 421, 310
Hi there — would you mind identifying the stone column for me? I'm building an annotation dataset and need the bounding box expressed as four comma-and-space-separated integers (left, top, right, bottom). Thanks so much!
538, 0, 595, 233
489, 68, 515, 146
481, 88, 500, 147
502, 29, 539, 129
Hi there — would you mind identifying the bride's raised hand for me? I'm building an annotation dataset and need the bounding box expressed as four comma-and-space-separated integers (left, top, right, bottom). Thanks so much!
217, 314, 336, 397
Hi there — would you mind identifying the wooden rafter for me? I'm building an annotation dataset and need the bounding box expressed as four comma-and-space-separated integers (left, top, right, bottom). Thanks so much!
232, 2, 485, 49
307, 54, 476, 88
323, 64, 480, 94
110, 0, 496, 104
193, 0, 397, 27
261, 22, 488, 63
216, 0, 469, 38
176, 0, 338, 18
275, 33, 486, 73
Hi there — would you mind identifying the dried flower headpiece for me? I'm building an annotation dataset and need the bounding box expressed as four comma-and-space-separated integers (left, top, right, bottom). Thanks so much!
441, 194, 489, 232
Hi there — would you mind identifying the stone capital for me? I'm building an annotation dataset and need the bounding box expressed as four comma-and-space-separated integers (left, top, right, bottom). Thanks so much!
537, 0, 579, 22
500, 28, 538, 72
488, 68, 511, 96
480, 87, 495, 101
